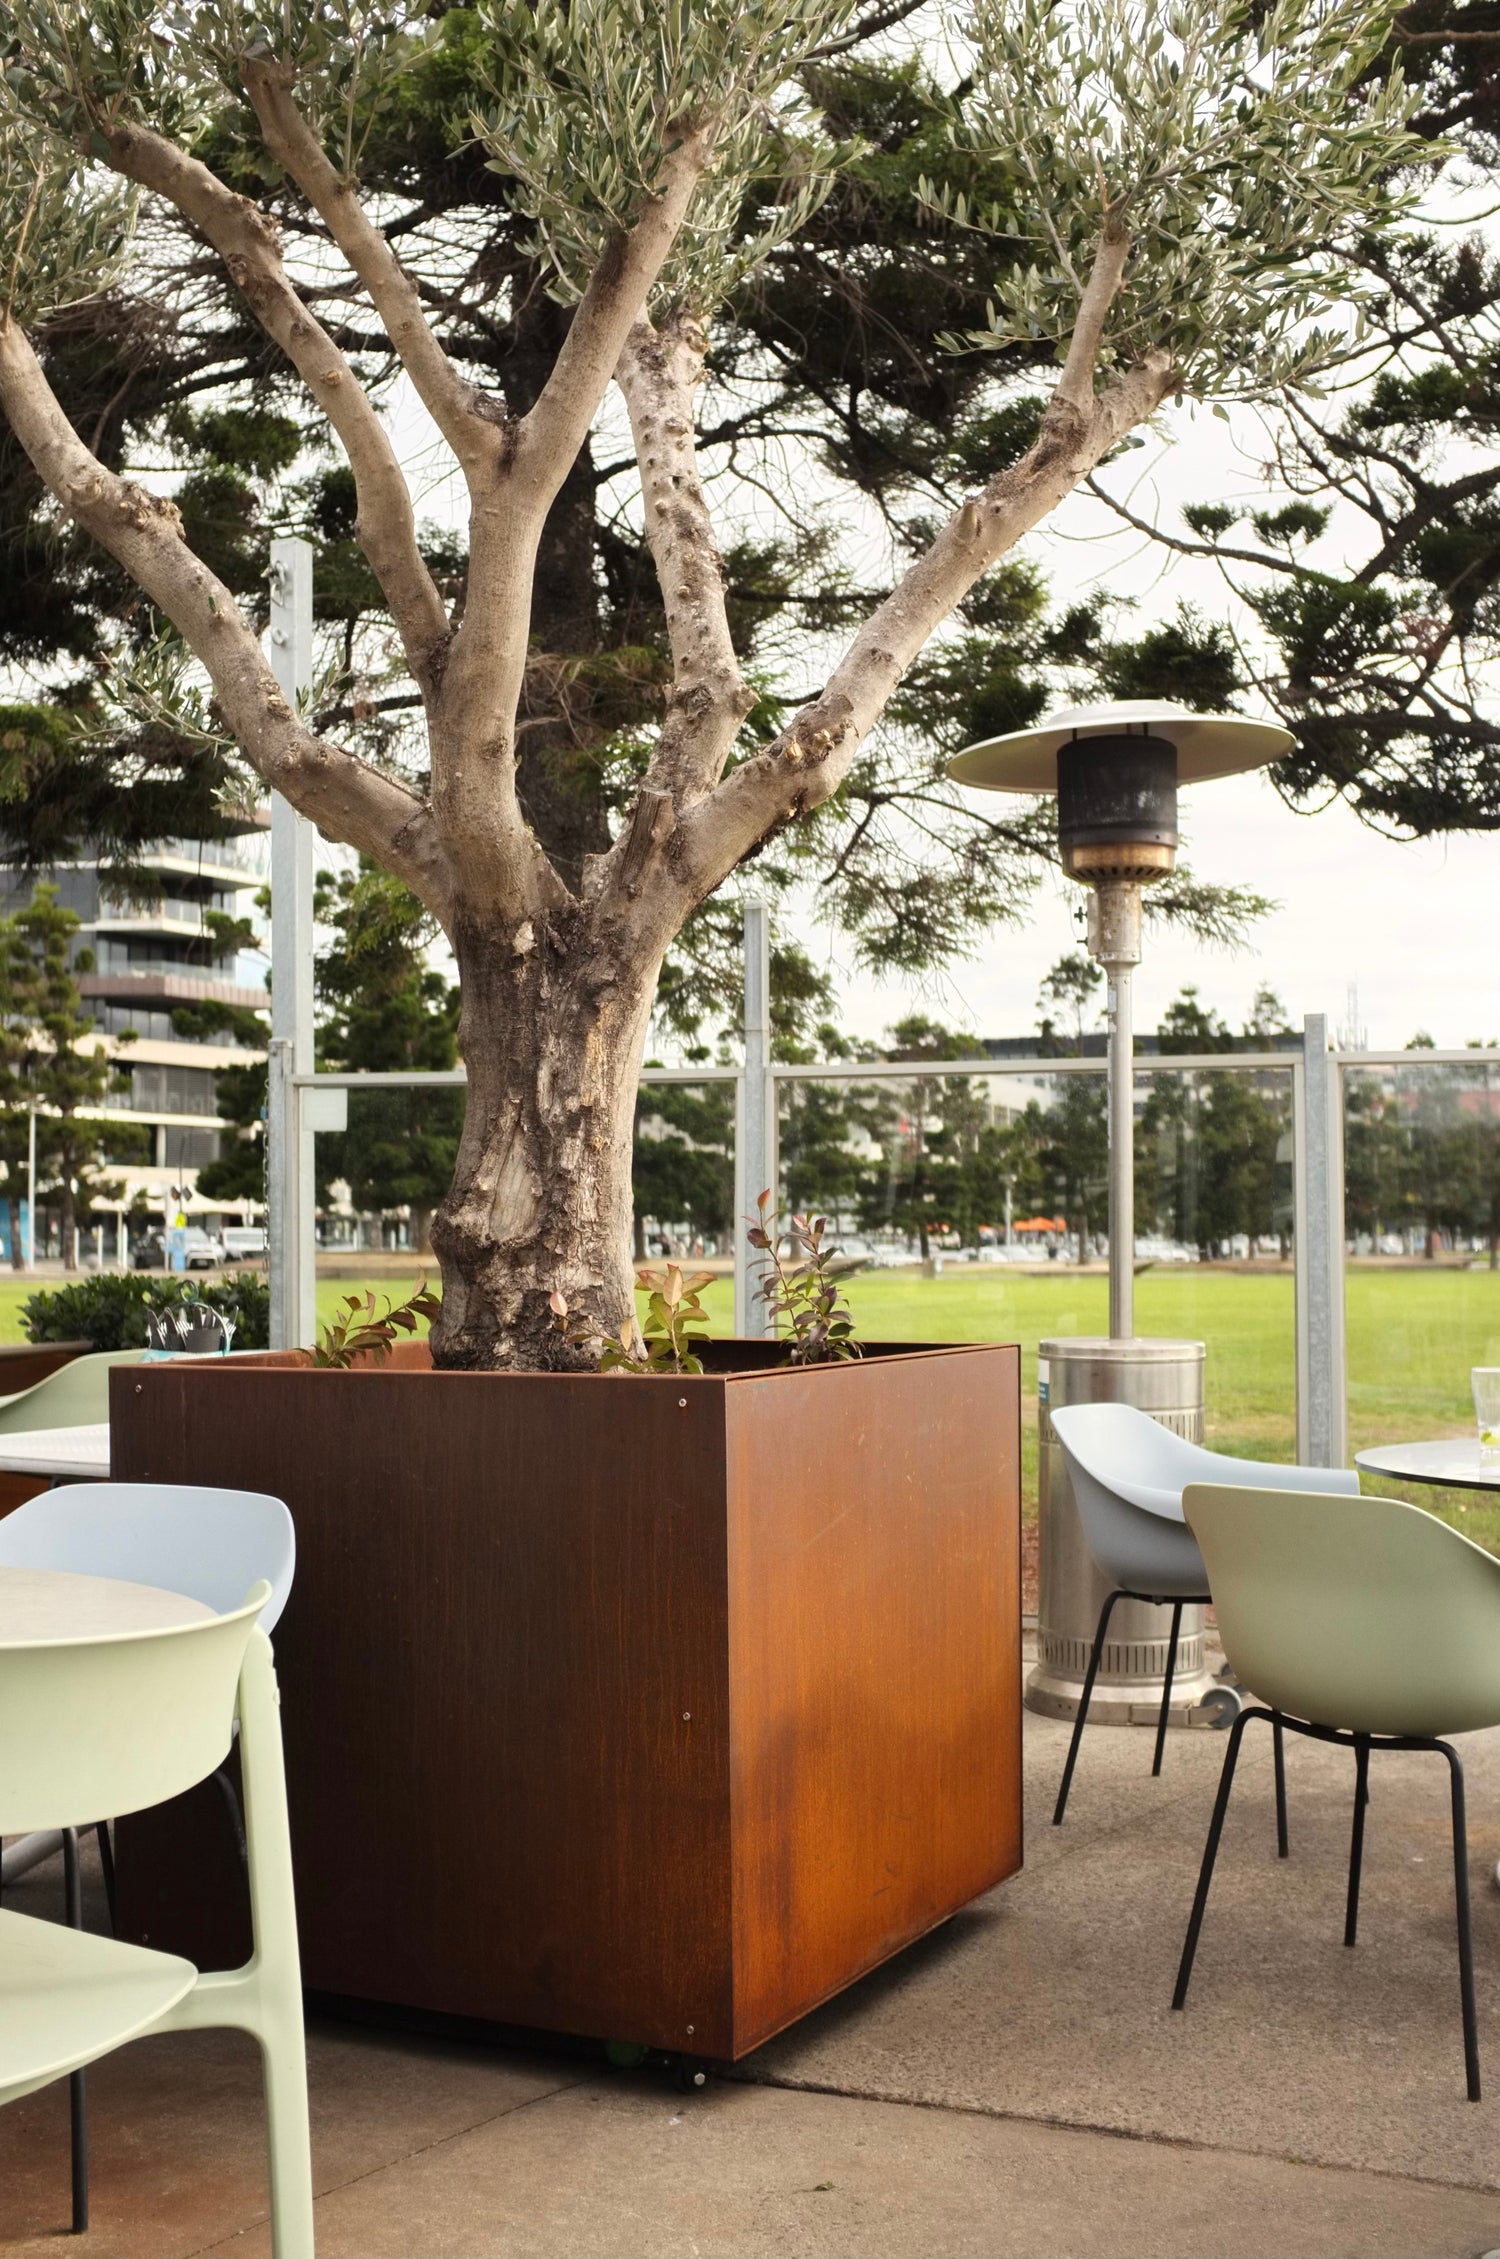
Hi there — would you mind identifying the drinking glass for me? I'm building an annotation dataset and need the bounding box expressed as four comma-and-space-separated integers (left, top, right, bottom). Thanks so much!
1473, 1368, 1500, 1455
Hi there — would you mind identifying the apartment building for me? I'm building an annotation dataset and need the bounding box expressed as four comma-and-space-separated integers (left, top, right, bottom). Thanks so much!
0, 822, 269, 1249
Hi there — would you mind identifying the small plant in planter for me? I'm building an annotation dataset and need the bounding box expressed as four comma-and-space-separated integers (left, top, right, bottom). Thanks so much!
314, 1282, 443, 1369
749, 1193, 861, 1366
550, 1263, 716, 1375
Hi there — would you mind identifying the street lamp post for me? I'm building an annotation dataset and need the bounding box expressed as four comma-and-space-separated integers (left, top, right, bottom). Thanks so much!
24, 1101, 35, 1272
950, 699, 1292, 1729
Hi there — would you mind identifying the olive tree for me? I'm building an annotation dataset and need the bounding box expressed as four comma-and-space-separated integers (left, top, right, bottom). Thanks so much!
0, 0, 1420, 1365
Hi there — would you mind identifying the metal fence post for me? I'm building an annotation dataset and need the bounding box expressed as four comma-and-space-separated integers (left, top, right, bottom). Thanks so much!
1294, 1012, 1348, 1466
267, 537, 317, 1351
734, 899, 777, 1338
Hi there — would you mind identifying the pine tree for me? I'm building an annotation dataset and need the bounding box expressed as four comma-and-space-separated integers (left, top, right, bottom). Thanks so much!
5, 888, 139, 1268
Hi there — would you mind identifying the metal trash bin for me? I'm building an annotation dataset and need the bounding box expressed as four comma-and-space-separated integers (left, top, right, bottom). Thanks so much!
1027, 1336, 1214, 1725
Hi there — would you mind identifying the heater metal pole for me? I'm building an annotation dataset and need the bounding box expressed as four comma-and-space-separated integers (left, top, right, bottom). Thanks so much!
1106, 963, 1133, 1341
1089, 879, 1142, 1343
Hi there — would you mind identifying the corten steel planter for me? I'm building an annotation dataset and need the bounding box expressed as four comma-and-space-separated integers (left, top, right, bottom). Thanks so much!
0, 1340, 99, 1514
110, 1338, 1021, 2060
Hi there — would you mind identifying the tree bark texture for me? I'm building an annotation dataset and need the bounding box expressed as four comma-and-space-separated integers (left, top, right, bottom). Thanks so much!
429, 907, 663, 1369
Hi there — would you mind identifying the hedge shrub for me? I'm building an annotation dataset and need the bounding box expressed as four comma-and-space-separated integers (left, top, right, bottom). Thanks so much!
21, 1271, 271, 1351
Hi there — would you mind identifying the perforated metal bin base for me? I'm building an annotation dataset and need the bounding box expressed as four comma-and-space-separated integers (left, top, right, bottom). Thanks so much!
1027, 1337, 1215, 1726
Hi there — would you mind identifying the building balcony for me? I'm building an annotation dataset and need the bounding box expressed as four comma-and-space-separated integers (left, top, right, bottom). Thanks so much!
135, 832, 270, 886
94, 898, 217, 940
79, 970, 267, 1011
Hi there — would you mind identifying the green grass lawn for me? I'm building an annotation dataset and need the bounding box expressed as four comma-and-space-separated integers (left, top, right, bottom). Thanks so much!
314, 1260, 1500, 1543
8, 1260, 1500, 1546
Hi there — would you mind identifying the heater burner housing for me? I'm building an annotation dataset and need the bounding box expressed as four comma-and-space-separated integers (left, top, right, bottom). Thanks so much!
1056, 734, 1179, 883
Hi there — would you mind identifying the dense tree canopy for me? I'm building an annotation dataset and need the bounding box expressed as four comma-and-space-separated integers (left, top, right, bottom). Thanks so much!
0, 8, 1334, 974
1106, 4, 1500, 839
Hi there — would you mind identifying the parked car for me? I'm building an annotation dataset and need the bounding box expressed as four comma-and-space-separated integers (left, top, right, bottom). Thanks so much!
131, 1231, 165, 1270
222, 1226, 267, 1260
182, 1229, 226, 1270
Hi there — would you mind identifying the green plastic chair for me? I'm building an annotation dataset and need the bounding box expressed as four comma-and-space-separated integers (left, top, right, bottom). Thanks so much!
0, 1585, 314, 2253
1173, 1481, 1500, 2101
0, 1350, 144, 1435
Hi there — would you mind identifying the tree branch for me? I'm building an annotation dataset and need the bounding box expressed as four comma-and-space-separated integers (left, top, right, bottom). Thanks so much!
0, 316, 453, 922
97, 120, 452, 698
1054, 221, 1133, 418
807, 0, 930, 58
612, 315, 754, 811
511, 133, 710, 507
432, 137, 711, 903
240, 58, 509, 484
673, 346, 1176, 901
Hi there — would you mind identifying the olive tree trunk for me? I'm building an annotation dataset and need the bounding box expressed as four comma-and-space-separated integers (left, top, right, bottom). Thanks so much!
429, 911, 663, 1369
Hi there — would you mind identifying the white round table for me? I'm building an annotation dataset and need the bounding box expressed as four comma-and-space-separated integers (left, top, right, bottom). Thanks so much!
1355, 1439, 1500, 1889
0, 1563, 212, 1640
0, 1567, 215, 1887
0, 1425, 110, 1482
1355, 1439, 1500, 1493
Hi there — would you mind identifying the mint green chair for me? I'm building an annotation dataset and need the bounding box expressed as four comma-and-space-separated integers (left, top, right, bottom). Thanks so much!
0, 1350, 143, 1434
0, 1588, 315, 2252
1173, 1481, 1500, 2101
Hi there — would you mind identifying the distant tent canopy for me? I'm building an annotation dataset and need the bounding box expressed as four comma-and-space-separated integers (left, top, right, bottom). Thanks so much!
1013, 1217, 1067, 1233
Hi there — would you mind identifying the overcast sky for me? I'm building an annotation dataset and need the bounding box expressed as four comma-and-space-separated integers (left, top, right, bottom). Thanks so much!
832, 397, 1498, 1055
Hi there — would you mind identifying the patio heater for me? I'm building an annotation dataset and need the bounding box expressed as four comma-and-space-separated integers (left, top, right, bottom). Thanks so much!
950, 699, 1292, 1726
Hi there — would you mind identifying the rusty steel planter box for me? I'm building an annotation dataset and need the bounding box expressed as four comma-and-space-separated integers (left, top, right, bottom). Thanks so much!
110, 1339, 1021, 2061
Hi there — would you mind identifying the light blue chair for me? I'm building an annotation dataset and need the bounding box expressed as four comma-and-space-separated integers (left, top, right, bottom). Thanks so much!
0, 1483, 294, 2229
1048, 1402, 1361, 1827
0, 1484, 295, 1633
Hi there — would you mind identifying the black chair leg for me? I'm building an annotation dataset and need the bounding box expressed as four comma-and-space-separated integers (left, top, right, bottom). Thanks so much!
1053, 1589, 1123, 1826
1173, 1704, 1256, 2010
212, 1765, 248, 1866
63, 1828, 89, 2233
94, 1821, 116, 1933
1273, 1712, 1289, 1858
1345, 1736, 1369, 1947
1438, 1742, 1481, 2101
1152, 1601, 1183, 1779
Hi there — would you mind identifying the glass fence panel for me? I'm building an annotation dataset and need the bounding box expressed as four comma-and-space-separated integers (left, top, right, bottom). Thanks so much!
633, 1079, 736, 1264
1343, 1057, 1500, 1550
312, 1079, 741, 1342
1133, 1062, 1296, 1470
302, 1062, 1297, 1486
773, 1063, 1298, 1538
311, 1083, 463, 1336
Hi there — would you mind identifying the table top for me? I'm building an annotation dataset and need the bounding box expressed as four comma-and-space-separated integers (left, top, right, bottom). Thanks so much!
0, 1423, 110, 1477
0, 1564, 214, 1641
1355, 1438, 1500, 1493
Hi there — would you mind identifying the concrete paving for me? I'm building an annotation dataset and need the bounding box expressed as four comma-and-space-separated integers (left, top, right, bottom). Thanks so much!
5, 1675, 1500, 2258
